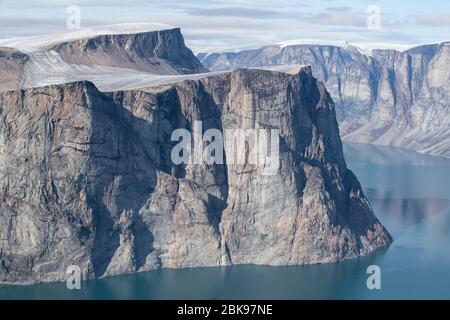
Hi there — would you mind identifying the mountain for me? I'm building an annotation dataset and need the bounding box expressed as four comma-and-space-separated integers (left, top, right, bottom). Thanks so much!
0, 23, 208, 92
47, 27, 207, 74
0, 66, 391, 284
199, 42, 450, 157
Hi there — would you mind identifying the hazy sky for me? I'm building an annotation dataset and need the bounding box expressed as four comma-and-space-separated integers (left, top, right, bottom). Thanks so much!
1, 0, 449, 51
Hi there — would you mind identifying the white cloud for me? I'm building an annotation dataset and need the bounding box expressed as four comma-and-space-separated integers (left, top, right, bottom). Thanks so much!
416, 14, 450, 27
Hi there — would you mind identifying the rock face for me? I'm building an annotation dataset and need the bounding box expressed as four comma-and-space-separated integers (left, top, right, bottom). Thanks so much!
0, 27, 209, 93
49, 28, 208, 74
200, 42, 450, 157
0, 47, 28, 92
0, 67, 391, 284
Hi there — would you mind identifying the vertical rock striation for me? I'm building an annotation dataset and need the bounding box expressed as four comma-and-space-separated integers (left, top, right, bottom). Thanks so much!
0, 47, 29, 92
49, 28, 208, 74
0, 67, 391, 284
200, 42, 450, 157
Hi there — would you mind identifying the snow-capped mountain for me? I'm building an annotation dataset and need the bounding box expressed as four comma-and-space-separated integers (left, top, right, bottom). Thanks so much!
0, 23, 208, 92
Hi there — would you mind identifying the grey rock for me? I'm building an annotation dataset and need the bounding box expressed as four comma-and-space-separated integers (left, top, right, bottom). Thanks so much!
0, 47, 28, 92
0, 67, 391, 284
200, 42, 450, 157
49, 28, 208, 75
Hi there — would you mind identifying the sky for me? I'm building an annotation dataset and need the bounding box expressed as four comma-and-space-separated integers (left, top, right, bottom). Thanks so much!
1, 0, 450, 52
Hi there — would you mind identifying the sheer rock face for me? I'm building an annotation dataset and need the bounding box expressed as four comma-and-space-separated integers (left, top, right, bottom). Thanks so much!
200, 42, 450, 157
0, 68, 391, 284
48, 28, 208, 75
0, 48, 29, 92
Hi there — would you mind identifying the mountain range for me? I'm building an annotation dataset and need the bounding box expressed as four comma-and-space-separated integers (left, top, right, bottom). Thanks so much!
199, 41, 450, 157
2, 23, 435, 284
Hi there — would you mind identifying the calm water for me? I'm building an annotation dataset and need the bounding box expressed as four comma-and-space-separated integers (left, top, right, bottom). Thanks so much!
1, 142, 450, 300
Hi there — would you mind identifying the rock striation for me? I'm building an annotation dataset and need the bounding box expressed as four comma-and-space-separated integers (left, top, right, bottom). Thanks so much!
48, 28, 208, 74
0, 47, 28, 92
0, 67, 391, 284
200, 42, 450, 157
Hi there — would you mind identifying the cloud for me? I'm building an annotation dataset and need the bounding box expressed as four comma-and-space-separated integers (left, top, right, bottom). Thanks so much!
299, 7, 366, 27
0, 17, 107, 38
325, 6, 352, 12
184, 7, 285, 19
416, 14, 450, 26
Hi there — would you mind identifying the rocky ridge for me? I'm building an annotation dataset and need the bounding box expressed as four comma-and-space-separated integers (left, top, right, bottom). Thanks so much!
0, 25, 208, 93
200, 42, 450, 157
0, 67, 391, 284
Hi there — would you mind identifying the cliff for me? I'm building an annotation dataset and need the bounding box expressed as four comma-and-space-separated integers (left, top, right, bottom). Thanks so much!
48, 28, 208, 74
0, 47, 28, 92
200, 42, 450, 157
0, 67, 391, 284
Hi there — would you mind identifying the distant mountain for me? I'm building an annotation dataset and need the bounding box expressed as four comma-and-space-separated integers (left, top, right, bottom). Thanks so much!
200, 42, 450, 157
0, 23, 208, 92
48, 27, 207, 75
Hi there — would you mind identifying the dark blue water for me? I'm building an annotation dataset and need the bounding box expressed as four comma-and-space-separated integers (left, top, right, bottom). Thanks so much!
1, 142, 450, 299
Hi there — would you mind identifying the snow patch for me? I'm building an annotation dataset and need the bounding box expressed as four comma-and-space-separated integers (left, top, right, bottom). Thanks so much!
19, 50, 228, 92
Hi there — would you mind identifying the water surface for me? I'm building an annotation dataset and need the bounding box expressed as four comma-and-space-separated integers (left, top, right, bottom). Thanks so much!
1, 142, 450, 299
